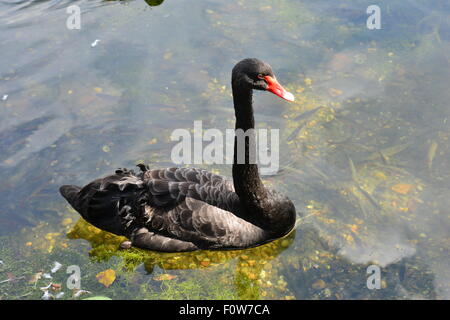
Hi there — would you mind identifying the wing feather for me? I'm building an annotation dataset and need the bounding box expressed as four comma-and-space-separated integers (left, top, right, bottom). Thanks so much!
144, 167, 239, 214
142, 198, 267, 249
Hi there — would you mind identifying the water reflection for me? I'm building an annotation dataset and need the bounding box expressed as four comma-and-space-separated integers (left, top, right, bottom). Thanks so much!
143, 0, 164, 7
67, 218, 296, 299
105, 0, 165, 7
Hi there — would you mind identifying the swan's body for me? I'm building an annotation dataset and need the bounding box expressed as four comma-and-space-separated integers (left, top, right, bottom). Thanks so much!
60, 58, 296, 252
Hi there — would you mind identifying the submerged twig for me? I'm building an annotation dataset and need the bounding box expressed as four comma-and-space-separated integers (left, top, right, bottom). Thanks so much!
427, 140, 438, 170
355, 185, 382, 210
0, 276, 25, 284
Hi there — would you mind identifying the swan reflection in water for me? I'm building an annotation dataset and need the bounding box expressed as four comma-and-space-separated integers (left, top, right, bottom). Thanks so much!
67, 218, 296, 299
105, 0, 165, 6
144, 0, 164, 6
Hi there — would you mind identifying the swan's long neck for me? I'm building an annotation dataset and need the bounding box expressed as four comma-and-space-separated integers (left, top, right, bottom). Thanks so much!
232, 86, 269, 222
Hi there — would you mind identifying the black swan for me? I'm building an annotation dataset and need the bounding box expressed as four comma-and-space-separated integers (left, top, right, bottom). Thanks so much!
60, 58, 296, 252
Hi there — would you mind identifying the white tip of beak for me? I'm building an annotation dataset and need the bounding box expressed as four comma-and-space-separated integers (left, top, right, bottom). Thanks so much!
282, 91, 295, 102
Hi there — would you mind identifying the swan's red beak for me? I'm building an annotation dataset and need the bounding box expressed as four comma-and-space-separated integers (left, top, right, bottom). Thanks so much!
264, 76, 295, 102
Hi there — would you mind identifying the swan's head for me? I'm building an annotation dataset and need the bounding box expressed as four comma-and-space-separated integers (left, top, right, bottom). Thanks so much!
232, 58, 295, 102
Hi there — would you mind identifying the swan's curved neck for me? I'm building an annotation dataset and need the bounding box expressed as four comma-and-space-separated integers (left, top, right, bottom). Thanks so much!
232, 86, 268, 219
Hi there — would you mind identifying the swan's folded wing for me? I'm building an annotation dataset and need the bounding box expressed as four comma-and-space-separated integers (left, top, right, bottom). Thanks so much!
144, 167, 231, 188
145, 169, 240, 214
131, 228, 199, 252
144, 197, 267, 249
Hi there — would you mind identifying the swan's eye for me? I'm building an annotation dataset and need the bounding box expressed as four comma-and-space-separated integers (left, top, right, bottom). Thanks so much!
257, 74, 265, 80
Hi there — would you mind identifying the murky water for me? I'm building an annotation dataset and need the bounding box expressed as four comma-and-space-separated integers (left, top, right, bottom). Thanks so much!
1, 0, 450, 300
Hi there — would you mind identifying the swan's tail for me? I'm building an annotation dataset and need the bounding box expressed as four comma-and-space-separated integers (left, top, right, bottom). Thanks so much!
59, 171, 145, 236
59, 185, 82, 211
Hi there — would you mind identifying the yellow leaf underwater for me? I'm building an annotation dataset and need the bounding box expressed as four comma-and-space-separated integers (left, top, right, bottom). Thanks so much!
391, 183, 413, 195
312, 279, 326, 290
153, 274, 177, 281
348, 224, 359, 234
328, 88, 343, 96
96, 269, 116, 288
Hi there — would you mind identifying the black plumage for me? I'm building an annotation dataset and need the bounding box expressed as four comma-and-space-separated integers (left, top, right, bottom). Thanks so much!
60, 58, 297, 252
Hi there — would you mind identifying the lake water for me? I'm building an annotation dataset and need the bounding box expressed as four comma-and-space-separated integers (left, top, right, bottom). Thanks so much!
1, 0, 450, 299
